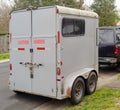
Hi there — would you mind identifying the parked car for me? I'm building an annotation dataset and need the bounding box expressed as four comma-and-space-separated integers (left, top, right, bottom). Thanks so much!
99, 26, 120, 69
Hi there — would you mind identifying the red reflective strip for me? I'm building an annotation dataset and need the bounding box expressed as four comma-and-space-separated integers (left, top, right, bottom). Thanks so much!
18, 48, 25, 51
56, 79, 61, 81
58, 31, 60, 43
37, 47, 45, 50
18, 40, 29, 45
34, 40, 45, 44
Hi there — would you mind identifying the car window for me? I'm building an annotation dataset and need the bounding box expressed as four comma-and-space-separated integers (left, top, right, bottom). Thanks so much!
116, 33, 120, 42
99, 29, 114, 44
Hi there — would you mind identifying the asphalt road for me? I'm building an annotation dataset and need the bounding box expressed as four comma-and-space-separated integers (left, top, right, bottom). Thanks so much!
0, 62, 119, 110
0, 62, 51, 110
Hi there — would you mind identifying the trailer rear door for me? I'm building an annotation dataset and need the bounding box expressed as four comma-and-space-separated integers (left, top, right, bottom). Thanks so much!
32, 8, 57, 97
10, 11, 32, 92
10, 7, 57, 97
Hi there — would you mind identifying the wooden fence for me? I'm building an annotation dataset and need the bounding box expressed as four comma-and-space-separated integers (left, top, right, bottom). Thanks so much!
0, 34, 9, 54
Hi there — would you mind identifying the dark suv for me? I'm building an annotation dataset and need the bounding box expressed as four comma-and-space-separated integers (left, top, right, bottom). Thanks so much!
99, 26, 120, 68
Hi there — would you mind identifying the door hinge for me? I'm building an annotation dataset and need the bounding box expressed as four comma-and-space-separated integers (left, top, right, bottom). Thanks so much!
30, 48, 33, 53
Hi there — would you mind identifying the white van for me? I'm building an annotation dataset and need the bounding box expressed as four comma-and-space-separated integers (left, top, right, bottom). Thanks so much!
9, 6, 98, 105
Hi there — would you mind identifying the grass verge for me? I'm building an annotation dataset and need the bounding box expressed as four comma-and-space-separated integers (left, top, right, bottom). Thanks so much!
118, 75, 120, 80
65, 88, 120, 110
0, 53, 9, 60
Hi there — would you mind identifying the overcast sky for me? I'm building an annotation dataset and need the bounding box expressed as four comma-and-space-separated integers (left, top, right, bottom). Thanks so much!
84, 0, 120, 10
1, 0, 120, 11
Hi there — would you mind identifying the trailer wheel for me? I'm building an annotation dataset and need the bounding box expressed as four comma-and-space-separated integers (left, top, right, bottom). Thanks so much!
71, 77, 85, 105
86, 72, 98, 95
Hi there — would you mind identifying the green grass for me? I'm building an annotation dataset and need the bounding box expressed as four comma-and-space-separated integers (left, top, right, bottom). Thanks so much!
0, 53, 9, 60
118, 75, 120, 80
65, 88, 120, 110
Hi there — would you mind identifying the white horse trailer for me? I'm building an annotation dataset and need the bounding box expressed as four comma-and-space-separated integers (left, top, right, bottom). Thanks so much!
9, 6, 98, 104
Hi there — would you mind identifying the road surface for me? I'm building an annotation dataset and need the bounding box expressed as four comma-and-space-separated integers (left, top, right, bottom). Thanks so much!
0, 61, 51, 110
0, 61, 119, 110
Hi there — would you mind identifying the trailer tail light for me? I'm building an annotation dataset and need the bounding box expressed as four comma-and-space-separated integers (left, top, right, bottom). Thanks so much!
57, 67, 61, 75
10, 64, 12, 76
18, 48, 25, 51
115, 46, 119, 56
10, 64, 12, 70
37, 47, 45, 51
58, 31, 60, 43
56, 8, 59, 14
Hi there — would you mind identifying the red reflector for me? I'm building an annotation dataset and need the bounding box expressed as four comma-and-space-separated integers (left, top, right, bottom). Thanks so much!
56, 79, 61, 81
57, 67, 61, 75
115, 46, 119, 56
18, 48, 25, 51
58, 31, 60, 43
10, 33, 12, 43
56, 8, 59, 14
60, 61, 63, 66
37, 47, 45, 50
10, 64, 12, 70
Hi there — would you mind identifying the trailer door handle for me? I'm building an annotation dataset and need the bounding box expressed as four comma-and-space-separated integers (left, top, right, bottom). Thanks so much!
19, 62, 23, 64
39, 64, 43, 66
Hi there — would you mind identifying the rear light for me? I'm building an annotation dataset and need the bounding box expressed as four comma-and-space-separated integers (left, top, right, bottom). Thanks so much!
10, 64, 12, 70
56, 8, 59, 14
115, 46, 119, 56
57, 67, 61, 75
58, 31, 60, 43
10, 64, 12, 76
10, 33, 12, 43
18, 48, 25, 51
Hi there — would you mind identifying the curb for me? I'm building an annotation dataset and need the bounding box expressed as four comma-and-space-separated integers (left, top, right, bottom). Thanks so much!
0, 59, 9, 64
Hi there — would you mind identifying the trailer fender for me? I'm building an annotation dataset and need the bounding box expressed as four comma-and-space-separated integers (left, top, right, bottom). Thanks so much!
63, 68, 96, 98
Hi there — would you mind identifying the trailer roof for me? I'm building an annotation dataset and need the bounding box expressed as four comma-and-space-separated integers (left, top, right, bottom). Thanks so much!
56, 6, 98, 18
11, 5, 98, 18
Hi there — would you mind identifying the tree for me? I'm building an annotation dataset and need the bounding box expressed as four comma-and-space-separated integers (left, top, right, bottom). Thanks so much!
0, 1, 11, 34
12, 0, 84, 10
91, 0, 119, 26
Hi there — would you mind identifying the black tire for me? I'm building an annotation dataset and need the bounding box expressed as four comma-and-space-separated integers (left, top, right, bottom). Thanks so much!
86, 71, 98, 95
71, 77, 85, 105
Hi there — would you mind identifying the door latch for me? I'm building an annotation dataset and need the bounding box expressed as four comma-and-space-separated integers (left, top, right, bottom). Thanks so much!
30, 48, 33, 53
